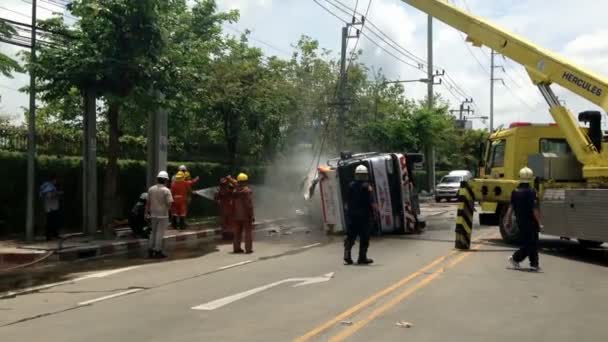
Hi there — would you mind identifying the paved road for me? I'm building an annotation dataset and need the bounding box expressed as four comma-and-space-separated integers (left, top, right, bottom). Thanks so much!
0, 206, 607, 341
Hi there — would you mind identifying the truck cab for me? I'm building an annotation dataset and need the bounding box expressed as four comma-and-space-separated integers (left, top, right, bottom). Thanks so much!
476, 123, 595, 244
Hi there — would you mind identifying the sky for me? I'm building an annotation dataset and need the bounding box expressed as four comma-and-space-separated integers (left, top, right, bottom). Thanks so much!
2, 0, 608, 130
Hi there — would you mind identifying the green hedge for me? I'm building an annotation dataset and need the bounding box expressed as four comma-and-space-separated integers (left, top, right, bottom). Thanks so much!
0, 151, 265, 236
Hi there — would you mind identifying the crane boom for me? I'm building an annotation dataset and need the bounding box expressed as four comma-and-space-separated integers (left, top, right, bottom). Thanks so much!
401, 0, 608, 178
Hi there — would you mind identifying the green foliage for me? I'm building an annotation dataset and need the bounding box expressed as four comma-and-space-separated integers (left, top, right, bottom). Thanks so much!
0, 20, 23, 78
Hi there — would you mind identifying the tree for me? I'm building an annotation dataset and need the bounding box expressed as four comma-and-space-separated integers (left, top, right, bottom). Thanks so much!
0, 20, 23, 78
33, 0, 167, 233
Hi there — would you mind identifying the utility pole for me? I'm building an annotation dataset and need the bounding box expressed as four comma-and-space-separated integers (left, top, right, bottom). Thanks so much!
337, 18, 363, 153
25, 0, 37, 241
147, 92, 168, 187
337, 26, 348, 153
456, 98, 474, 120
490, 50, 505, 132
426, 15, 436, 193
82, 88, 97, 235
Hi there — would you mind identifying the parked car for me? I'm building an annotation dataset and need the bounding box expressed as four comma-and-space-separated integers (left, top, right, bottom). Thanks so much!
435, 170, 473, 202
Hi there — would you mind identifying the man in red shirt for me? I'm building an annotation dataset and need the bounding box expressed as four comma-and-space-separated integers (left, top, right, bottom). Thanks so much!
171, 172, 199, 230
215, 176, 237, 239
231, 173, 255, 253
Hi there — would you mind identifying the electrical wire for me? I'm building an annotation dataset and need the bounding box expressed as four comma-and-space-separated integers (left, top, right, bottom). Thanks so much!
345, 0, 374, 73
328, 0, 427, 66
325, 0, 474, 102
0, 6, 31, 19
224, 25, 292, 57
315, 0, 423, 72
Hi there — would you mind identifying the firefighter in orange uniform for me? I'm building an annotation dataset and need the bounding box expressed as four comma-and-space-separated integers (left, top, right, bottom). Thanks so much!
215, 176, 237, 240
231, 173, 255, 254
170, 172, 199, 230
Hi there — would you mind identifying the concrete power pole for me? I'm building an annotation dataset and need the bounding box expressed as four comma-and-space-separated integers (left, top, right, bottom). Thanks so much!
25, 0, 37, 241
426, 15, 436, 193
337, 21, 362, 153
82, 88, 97, 235
147, 92, 168, 187
490, 50, 495, 133
337, 26, 348, 153
490, 50, 504, 132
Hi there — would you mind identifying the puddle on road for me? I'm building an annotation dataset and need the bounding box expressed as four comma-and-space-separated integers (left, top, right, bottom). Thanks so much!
0, 242, 219, 294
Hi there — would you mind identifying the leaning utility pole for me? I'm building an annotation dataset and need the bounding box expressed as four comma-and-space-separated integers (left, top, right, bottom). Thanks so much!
337, 26, 348, 153
337, 18, 363, 153
25, 0, 37, 241
426, 15, 436, 193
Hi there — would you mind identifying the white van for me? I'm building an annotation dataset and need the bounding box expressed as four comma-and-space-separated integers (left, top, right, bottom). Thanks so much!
435, 170, 473, 202
447, 170, 473, 180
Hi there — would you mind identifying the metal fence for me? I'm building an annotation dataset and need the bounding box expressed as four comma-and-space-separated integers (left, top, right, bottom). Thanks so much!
0, 127, 239, 163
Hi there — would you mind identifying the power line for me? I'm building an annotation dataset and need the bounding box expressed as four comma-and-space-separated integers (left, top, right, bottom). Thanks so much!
40, 0, 68, 9
320, 0, 424, 72
21, 0, 78, 20
0, 6, 31, 19
359, 30, 425, 72
346, 0, 373, 72
312, 0, 350, 24
443, 82, 464, 103
502, 81, 538, 111
0, 36, 31, 48
225, 25, 291, 57
328, 0, 427, 66
1, 16, 76, 38
326, 0, 474, 103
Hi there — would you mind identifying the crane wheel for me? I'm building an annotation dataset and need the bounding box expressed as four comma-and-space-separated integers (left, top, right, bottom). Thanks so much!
498, 205, 523, 245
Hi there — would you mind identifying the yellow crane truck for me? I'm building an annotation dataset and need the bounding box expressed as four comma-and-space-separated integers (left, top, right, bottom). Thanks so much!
401, 0, 608, 247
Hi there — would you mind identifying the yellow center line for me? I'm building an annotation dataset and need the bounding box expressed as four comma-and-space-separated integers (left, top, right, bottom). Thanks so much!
327, 232, 494, 342
294, 231, 495, 342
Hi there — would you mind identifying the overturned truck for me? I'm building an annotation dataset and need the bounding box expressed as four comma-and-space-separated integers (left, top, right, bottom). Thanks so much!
310, 152, 424, 235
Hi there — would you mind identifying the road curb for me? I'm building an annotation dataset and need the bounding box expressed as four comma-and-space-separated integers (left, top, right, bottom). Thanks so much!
1, 217, 295, 267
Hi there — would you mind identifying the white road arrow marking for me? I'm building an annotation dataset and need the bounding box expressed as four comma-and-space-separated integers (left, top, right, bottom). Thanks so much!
191, 272, 334, 311
78, 288, 143, 306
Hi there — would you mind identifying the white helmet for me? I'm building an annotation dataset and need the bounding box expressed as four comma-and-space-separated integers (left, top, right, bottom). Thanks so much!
519, 167, 534, 183
157, 171, 169, 180
355, 165, 369, 175
178, 165, 187, 171
139, 193, 148, 201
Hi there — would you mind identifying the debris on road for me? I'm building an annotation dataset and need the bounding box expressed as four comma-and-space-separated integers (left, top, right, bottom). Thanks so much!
396, 321, 413, 328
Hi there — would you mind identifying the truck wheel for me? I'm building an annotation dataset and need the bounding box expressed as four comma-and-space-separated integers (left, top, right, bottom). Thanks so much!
578, 239, 604, 248
499, 206, 523, 245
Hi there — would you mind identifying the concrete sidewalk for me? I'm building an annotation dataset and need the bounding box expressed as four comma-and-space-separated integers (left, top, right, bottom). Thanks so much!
0, 217, 295, 269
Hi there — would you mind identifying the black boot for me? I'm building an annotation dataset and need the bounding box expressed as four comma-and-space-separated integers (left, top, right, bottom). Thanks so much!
179, 217, 187, 230
343, 239, 354, 265
357, 241, 373, 265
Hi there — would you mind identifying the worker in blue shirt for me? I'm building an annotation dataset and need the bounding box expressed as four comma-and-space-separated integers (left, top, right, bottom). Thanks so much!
506, 167, 542, 272
343, 165, 377, 265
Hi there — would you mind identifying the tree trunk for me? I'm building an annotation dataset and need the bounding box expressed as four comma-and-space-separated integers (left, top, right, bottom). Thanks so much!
102, 101, 121, 238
